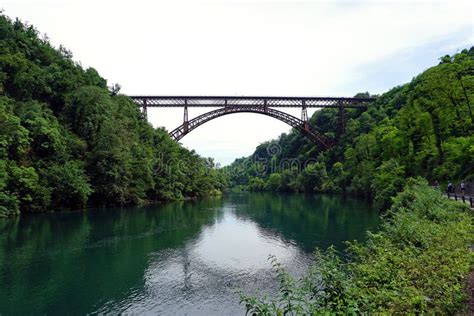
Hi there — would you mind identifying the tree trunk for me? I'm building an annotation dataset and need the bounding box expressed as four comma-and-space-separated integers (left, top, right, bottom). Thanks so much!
428, 111, 444, 164
447, 94, 462, 122
458, 77, 473, 121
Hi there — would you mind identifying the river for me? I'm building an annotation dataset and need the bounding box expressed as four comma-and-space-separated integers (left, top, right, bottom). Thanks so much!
0, 192, 380, 315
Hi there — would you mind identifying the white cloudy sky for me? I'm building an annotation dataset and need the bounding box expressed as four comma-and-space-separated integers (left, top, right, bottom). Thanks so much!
3, 0, 473, 165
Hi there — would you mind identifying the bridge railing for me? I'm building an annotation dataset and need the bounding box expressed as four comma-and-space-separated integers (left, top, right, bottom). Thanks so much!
130, 96, 375, 108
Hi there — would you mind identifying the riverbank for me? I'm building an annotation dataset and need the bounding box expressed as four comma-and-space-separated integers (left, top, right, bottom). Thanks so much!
0, 188, 224, 218
241, 178, 474, 314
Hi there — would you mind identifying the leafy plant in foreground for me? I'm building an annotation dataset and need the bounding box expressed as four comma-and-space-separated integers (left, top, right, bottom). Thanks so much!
240, 179, 474, 314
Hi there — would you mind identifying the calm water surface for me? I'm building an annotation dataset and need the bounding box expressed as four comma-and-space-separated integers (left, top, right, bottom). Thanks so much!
0, 192, 380, 315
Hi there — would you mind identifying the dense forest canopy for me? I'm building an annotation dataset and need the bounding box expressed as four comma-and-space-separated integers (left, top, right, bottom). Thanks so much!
0, 14, 227, 217
227, 47, 474, 209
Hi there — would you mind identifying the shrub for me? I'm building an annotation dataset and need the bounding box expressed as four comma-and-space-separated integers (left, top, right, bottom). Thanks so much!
240, 179, 473, 314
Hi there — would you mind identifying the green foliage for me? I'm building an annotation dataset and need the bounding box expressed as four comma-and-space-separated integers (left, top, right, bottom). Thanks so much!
371, 158, 405, 209
7, 163, 50, 212
240, 248, 357, 315
299, 162, 328, 192
227, 48, 474, 208
0, 160, 19, 217
240, 180, 473, 314
0, 14, 227, 215
265, 173, 282, 191
435, 135, 474, 180
42, 161, 92, 208
248, 177, 266, 191
0, 97, 30, 160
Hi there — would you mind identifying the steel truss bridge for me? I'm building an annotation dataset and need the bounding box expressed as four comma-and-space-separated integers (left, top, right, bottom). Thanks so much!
130, 96, 375, 150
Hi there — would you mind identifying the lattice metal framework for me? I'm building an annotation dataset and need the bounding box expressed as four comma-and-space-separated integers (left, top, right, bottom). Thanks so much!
130, 96, 373, 108
169, 105, 334, 149
130, 95, 375, 149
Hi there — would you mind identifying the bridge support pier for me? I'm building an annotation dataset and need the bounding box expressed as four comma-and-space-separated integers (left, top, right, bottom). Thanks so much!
142, 99, 148, 120
302, 101, 309, 131
338, 101, 346, 135
301, 101, 308, 122
183, 104, 189, 133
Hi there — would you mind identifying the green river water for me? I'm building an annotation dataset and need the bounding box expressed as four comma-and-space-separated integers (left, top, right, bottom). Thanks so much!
0, 192, 380, 315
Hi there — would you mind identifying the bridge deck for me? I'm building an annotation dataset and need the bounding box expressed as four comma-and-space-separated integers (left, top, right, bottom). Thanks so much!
130, 96, 375, 108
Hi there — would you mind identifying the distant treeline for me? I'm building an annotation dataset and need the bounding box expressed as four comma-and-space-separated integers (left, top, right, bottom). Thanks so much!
0, 14, 227, 217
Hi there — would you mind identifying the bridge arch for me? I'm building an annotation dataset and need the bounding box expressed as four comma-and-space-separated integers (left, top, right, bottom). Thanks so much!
169, 105, 334, 149
130, 95, 375, 150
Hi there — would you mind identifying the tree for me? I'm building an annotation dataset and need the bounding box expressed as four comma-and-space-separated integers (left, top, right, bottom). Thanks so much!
265, 173, 282, 191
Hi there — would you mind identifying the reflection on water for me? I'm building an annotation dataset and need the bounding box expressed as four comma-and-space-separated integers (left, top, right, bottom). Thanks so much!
0, 192, 380, 315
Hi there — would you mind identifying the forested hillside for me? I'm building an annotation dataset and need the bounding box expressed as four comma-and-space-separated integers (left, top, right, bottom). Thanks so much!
228, 48, 474, 209
0, 15, 227, 217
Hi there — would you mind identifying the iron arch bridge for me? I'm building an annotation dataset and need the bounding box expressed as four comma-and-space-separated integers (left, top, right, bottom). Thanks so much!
130, 96, 375, 150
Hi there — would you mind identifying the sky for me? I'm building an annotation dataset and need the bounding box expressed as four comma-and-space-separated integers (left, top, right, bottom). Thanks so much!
3, 0, 473, 165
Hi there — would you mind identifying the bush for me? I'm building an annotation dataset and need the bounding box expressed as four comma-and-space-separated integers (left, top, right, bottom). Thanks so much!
240, 179, 473, 314
371, 158, 405, 210
43, 161, 92, 209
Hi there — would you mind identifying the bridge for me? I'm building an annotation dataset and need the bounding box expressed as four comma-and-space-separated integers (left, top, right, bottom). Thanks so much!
130, 96, 376, 149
